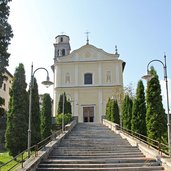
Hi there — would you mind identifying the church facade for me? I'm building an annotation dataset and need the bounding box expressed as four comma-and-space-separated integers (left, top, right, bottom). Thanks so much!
52, 35, 125, 123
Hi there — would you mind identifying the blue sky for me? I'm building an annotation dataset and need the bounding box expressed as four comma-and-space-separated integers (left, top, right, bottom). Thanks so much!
8, 0, 171, 109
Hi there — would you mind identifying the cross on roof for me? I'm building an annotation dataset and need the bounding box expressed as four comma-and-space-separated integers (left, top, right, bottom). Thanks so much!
85, 31, 90, 45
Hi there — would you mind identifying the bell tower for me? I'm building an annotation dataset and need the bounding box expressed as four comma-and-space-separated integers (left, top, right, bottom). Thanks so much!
54, 35, 71, 59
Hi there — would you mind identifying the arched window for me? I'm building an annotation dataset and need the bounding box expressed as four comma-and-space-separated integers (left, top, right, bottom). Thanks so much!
84, 73, 92, 84
62, 49, 65, 56
61, 37, 63, 42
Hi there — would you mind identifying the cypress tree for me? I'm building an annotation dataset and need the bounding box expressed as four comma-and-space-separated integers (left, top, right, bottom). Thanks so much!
146, 66, 167, 144
66, 100, 72, 114
113, 100, 120, 125
110, 100, 120, 123
5, 63, 28, 157
131, 99, 139, 132
57, 92, 71, 114
105, 98, 111, 121
131, 80, 146, 135
0, 0, 13, 86
40, 93, 52, 140
110, 100, 114, 122
0, 0, 13, 118
57, 94, 63, 114
122, 95, 132, 130
29, 78, 41, 145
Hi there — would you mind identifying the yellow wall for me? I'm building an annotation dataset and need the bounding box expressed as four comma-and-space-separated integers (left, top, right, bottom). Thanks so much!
53, 44, 124, 123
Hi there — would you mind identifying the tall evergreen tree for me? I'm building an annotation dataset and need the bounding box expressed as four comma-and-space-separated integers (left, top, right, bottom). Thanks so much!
146, 67, 167, 144
0, 0, 13, 117
110, 100, 114, 122
131, 80, 146, 136
121, 95, 132, 130
40, 93, 52, 140
57, 92, 71, 114
110, 100, 120, 123
5, 63, 28, 157
66, 100, 71, 114
113, 100, 120, 125
0, 0, 13, 86
105, 98, 111, 121
29, 78, 41, 145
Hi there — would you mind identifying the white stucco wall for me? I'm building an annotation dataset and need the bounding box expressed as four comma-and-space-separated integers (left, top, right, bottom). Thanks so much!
52, 43, 125, 123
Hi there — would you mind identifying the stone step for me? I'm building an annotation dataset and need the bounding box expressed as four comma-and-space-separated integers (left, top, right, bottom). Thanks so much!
54, 147, 141, 151
38, 162, 160, 168
53, 147, 140, 153
63, 138, 127, 141
36, 166, 164, 171
41, 158, 157, 164
55, 145, 136, 149
49, 155, 145, 159
72, 128, 109, 131
53, 148, 139, 153
36, 123, 164, 171
60, 139, 130, 144
51, 152, 143, 156
58, 143, 131, 147
61, 138, 127, 141
66, 135, 123, 138
52, 150, 143, 156
53, 148, 142, 154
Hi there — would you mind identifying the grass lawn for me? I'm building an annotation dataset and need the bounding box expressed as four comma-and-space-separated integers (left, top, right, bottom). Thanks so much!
0, 151, 19, 171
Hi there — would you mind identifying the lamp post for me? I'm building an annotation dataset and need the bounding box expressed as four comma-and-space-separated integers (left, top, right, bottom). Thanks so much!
61, 93, 74, 132
142, 55, 170, 155
28, 64, 53, 158
66, 93, 74, 116
62, 93, 65, 132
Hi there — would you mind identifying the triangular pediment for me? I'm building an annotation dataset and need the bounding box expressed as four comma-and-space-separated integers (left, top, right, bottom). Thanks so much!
56, 44, 119, 62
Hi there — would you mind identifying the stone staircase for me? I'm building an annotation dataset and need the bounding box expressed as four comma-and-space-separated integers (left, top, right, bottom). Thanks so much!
36, 123, 164, 170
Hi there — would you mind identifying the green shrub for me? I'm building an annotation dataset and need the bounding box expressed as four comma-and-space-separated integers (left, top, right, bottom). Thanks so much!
56, 113, 72, 126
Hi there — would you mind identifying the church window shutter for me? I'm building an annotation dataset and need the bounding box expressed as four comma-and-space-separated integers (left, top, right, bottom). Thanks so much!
84, 73, 92, 84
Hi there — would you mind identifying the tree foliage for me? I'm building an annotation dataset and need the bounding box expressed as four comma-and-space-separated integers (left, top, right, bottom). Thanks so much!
29, 78, 41, 145
121, 94, 132, 130
0, 97, 5, 117
110, 100, 114, 122
124, 83, 135, 99
56, 113, 72, 126
105, 98, 111, 120
40, 93, 52, 140
131, 80, 146, 135
113, 100, 120, 125
146, 66, 167, 143
105, 99, 120, 124
5, 63, 28, 157
0, 0, 13, 120
0, 0, 13, 86
57, 92, 72, 114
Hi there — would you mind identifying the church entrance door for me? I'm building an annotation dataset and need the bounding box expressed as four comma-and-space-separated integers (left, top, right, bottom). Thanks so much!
83, 106, 94, 122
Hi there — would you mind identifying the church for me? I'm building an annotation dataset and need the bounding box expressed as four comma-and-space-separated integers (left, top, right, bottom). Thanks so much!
52, 35, 125, 123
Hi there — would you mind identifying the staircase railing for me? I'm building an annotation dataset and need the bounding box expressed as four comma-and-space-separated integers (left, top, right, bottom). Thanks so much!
103, 119, 170, 156
0, 117, 78, 171
0, 129, 62, 171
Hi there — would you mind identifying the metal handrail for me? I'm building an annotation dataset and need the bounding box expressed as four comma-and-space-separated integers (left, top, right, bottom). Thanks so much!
103, 119, 169, 156
119, 125, 169, 156
0, 130, 62, 171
